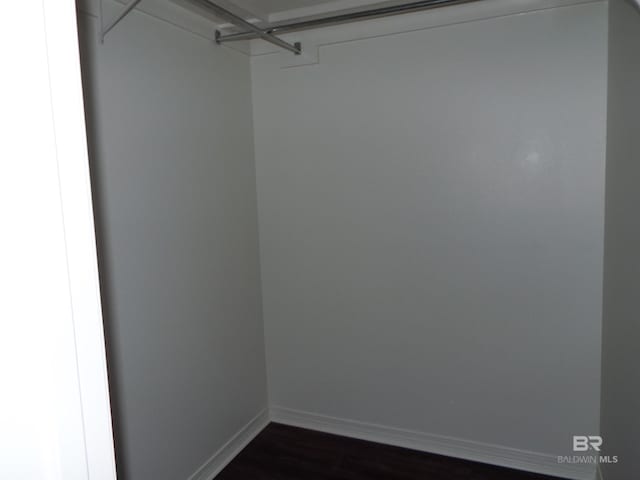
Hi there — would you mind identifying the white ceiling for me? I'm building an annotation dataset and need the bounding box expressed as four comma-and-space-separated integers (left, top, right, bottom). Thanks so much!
170, 0, 426, 29
226, 0, 398, 22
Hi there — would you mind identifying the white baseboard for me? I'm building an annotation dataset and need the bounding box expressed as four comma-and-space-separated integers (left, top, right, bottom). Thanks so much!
270, 406, 596, 480
188, 408, 270, 480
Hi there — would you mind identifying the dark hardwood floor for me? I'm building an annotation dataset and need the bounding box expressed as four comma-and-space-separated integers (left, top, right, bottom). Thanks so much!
217, 423, 567, 480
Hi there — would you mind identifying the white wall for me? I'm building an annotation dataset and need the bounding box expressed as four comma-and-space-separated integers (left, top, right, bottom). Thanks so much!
77, 3, 267, 479
251, 0, 607, 471
600, 1, 640, 478
1, 1, 115, 479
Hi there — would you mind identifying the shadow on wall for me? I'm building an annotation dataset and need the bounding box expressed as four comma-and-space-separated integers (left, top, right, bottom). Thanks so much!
75, 15, 130, 480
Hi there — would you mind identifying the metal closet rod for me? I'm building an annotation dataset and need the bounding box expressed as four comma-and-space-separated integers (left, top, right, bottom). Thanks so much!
184, 0, 301, 54
100, 0, 300, 53
216, 0, 481, 44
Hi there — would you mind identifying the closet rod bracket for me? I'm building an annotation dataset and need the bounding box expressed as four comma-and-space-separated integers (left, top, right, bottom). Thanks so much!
184, 0, 301, 55
215, 27, 300, 55
100, 0, 143, 43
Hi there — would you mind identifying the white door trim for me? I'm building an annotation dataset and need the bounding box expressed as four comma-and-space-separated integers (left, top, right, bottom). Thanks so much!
43, 1, 117, 478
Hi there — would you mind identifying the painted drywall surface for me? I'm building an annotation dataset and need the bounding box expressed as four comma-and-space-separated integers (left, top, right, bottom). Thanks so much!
600, 1, 640, 478
77, 3, 267, 480
252, 2, 607, 457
